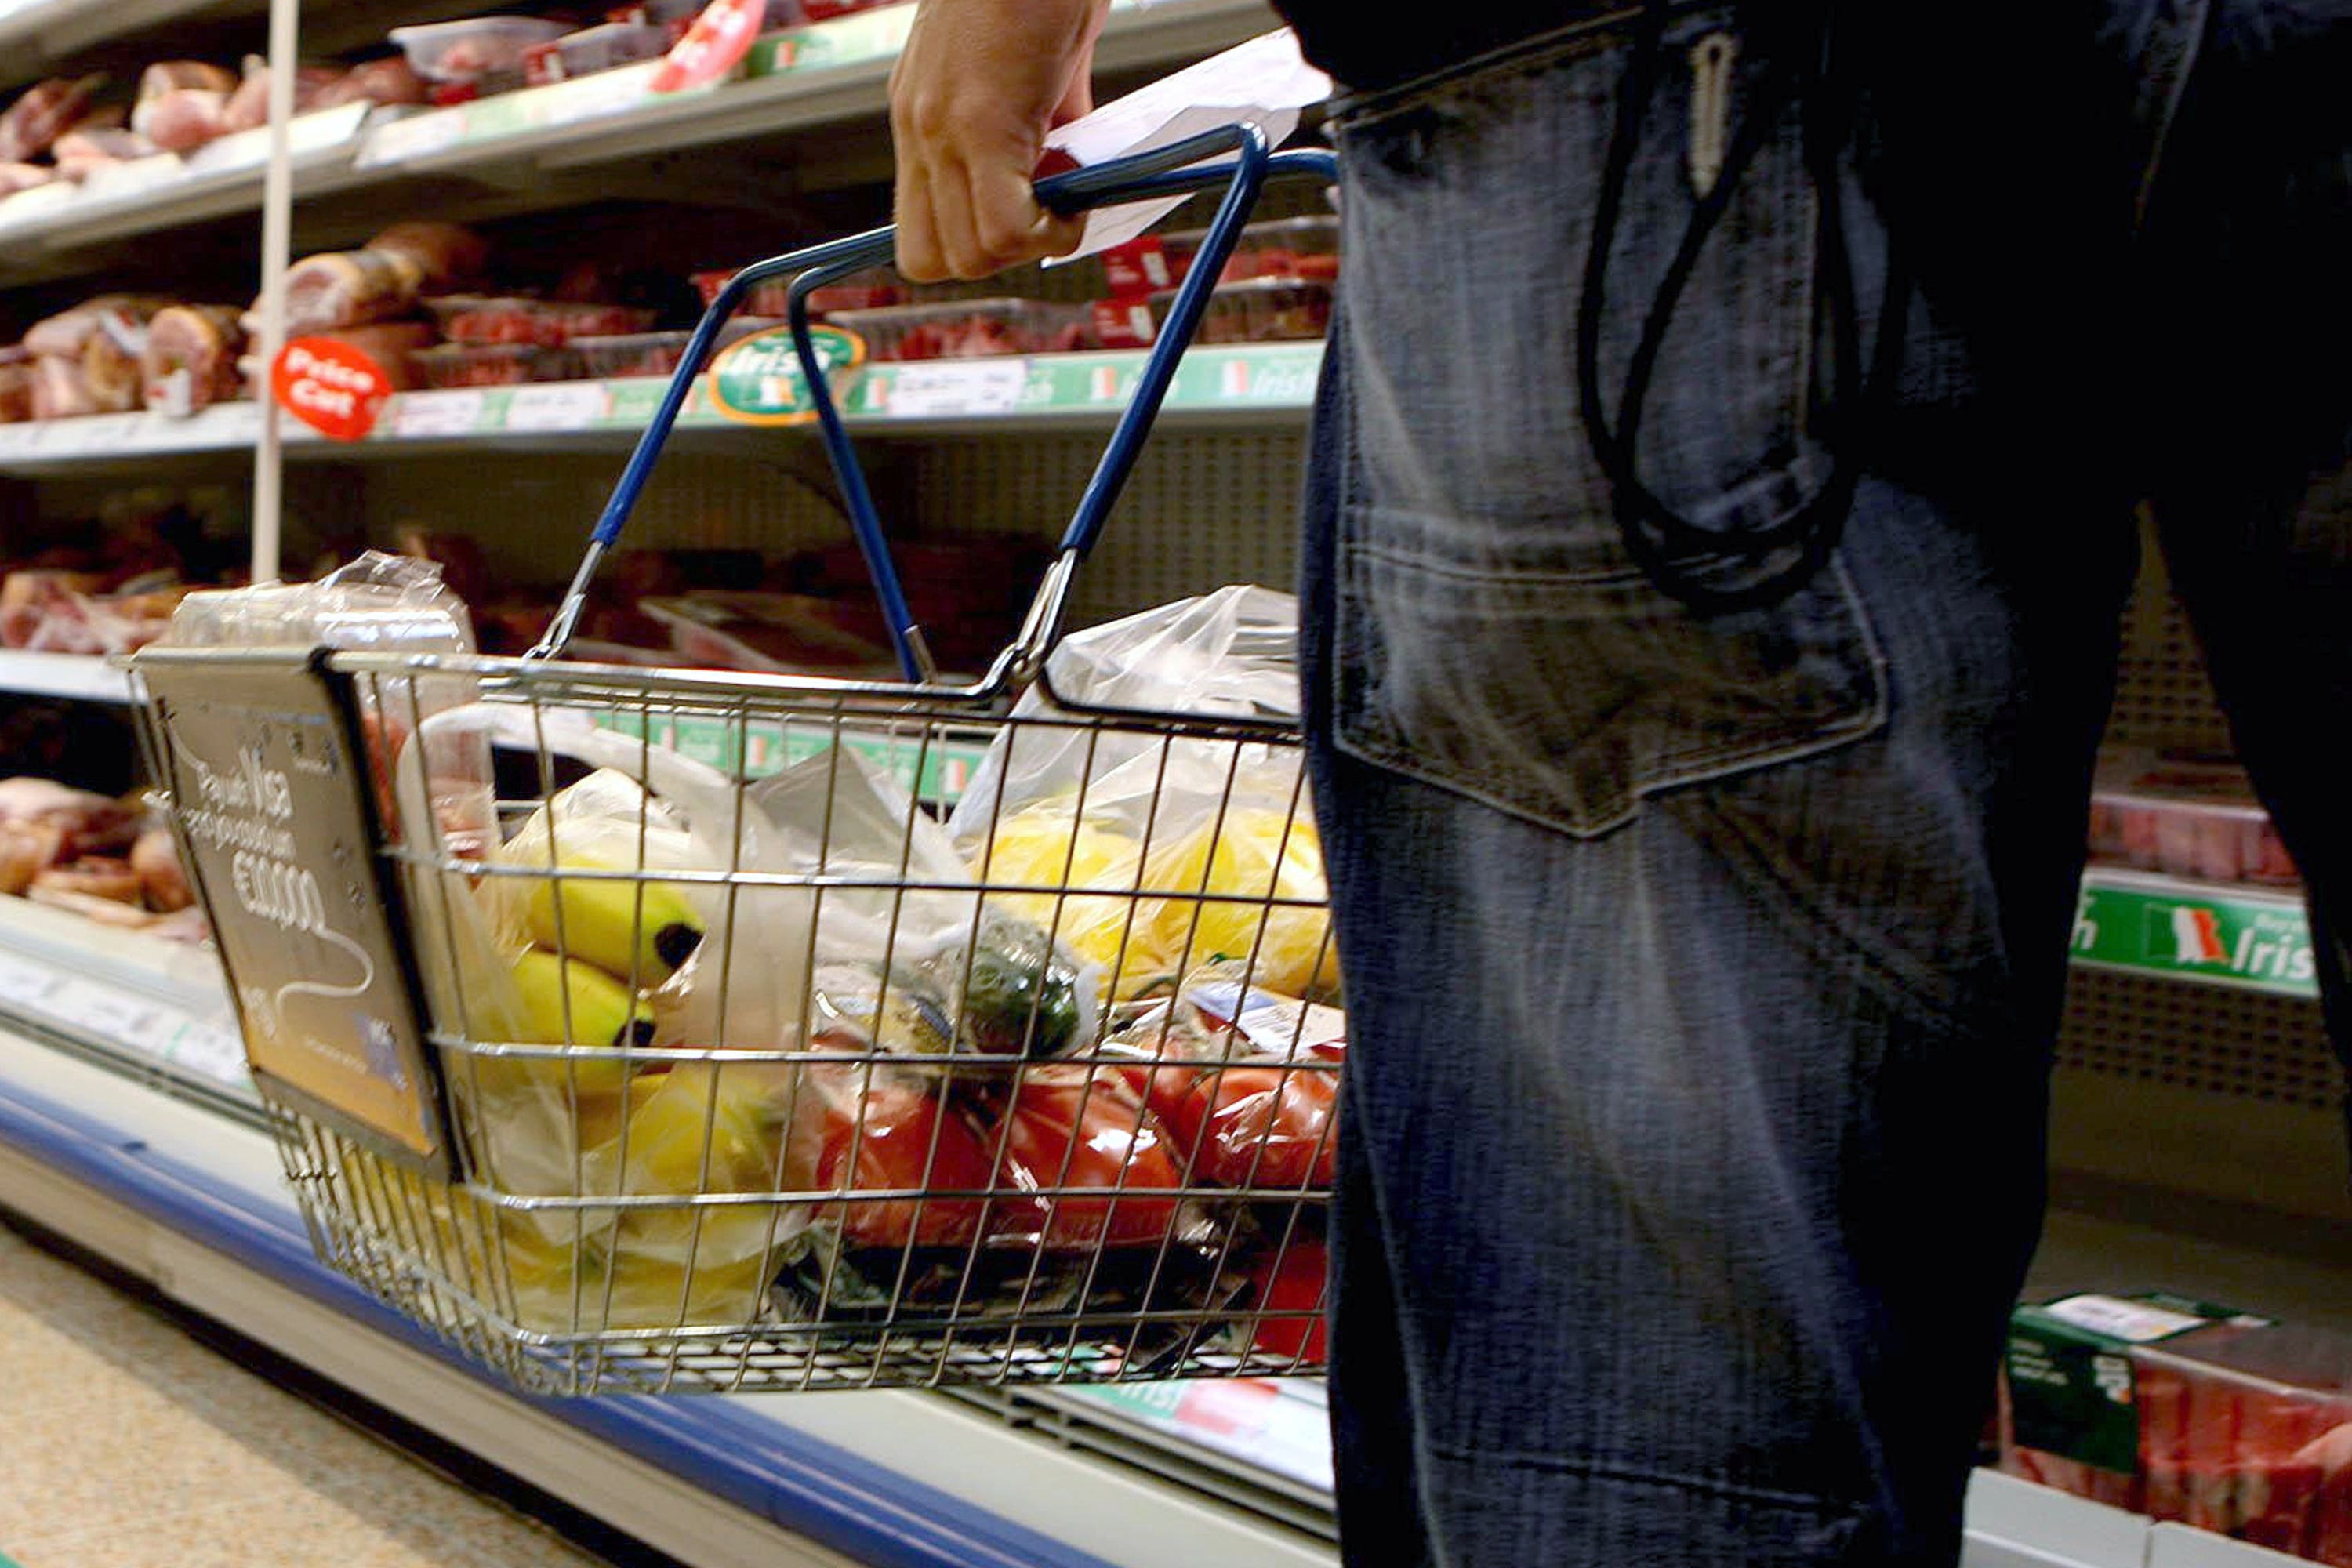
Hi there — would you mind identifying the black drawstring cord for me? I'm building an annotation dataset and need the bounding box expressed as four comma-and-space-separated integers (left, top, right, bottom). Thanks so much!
1577, 1, 1908, 615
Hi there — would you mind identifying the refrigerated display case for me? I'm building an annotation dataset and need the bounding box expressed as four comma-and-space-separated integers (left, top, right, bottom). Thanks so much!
3, 2, 2349, 1566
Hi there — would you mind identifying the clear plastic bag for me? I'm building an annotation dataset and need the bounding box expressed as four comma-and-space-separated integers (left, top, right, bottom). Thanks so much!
946, 586, 1338, 1002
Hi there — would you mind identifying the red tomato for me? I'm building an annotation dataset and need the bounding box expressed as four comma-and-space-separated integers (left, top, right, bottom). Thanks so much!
818, 1082, 1022, 1248
1248, 1236, 1328, 1364
995, 1069, 1183, 1250
1169, 1065, 1338, 1189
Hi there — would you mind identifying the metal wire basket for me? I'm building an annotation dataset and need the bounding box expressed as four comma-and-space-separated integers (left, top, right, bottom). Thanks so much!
132, 129, 1345, 1396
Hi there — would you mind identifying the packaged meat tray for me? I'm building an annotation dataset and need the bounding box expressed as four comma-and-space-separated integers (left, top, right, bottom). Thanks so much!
566, 317, 785, 379
2002, 1292, 2269, 1517
691, 269, 902, 317
388, 17, 572, 84
824, 298, 1090, 361
408, 343, 581, 389
522, 22, 668, 85
1156, 277, 1334, 345
423, 296, 656, 347
2137, 1322, 2352, 1563
1112, 213, 1341, 294
2089, 747, 2299, 887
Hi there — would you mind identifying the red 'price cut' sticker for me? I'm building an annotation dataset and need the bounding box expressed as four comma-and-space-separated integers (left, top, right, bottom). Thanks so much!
270, 338, 394, 441
650, 0, 764, 93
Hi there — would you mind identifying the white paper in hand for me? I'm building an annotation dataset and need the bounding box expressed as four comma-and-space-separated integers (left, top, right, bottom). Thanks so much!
1044, 28, 1332, 262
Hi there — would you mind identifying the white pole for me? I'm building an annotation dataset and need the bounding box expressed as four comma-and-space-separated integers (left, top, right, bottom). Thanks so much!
249, 0, 301, 585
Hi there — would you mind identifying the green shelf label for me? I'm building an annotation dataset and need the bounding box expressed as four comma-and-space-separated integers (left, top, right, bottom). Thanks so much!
591, 712, 991, 800
2071, 875, 2316, 996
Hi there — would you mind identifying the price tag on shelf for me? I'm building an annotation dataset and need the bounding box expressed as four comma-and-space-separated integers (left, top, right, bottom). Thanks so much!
169, 1021, 250, 1086
504, 382, 612, 431
0, 424, 39, 460
0, 955, 57, 1007
542, 62, 659, 127
873, 360, 1029, 419
82, 153, 187, 201
390, 390, 488, 439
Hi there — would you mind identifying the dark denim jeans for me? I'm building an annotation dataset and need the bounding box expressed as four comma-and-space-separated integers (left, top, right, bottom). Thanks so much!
1299, 2, 2352, 1563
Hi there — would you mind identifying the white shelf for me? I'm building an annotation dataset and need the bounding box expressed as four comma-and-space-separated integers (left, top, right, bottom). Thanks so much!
0, 895, 245, 1099
0, 650, 134, 702
0, 342, 1323, 472
0, 0, 1264, 284
0, 0, 223, 88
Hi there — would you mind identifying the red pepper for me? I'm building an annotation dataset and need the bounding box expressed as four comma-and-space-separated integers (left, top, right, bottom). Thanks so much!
1247, 1236, 1328, 1364
994, 1069, 1183, 1250
817, 1080, 1022, 1249
1168, 1065, 1338, 1189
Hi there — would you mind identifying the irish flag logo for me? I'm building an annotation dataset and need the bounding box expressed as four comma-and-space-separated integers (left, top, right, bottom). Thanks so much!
2158, 905, 2230, 966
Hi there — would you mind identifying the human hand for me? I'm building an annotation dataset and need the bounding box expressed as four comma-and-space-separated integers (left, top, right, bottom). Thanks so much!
888, 0, 1111, 281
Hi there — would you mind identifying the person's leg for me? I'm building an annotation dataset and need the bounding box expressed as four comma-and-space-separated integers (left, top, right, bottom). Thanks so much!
2140, 1, 2352, 1113
1298, 9, 2142, 1563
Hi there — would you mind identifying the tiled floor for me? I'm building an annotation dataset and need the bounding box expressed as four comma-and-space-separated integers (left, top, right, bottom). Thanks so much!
0, 1220, 617, 1568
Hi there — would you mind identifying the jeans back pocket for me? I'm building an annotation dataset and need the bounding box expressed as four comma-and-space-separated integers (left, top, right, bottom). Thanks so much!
1327, 5, 1888, 837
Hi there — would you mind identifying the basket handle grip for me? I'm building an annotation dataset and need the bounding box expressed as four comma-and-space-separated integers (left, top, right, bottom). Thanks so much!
533, 125, 1338, 686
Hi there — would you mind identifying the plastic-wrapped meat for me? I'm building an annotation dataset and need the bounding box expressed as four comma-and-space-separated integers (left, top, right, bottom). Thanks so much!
220, 56, 343, 132
51, 127, 160, 178
0, 162, 51, 196
23, 294, 166, 358
84, 300, 163, 412
27, 355, 98, 420
0, 75, 104, 162
132, 61, 236, 151
367, 222, 490, 291
132, 64, 238, 152
0, 776, 140, 858
307, 56, 427, 111
141, 305, 247, 413
275, 248, 427, 332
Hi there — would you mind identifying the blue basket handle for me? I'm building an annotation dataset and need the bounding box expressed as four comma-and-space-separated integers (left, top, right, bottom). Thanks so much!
532, 123, 1339, 687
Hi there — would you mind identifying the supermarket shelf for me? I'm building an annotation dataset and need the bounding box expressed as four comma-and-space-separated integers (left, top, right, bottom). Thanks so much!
0, 895, 248, 1111
0, 342, 1323, 472
0, 0, 220, 86
0, 102, 380, 288
0, 649, 136, 702
0, 0, 1265, 282
2072, 868, 2315, 1000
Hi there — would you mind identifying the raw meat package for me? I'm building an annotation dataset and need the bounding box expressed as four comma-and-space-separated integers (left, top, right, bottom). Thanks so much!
408, 343, 580, 388
141, 306, 249, 414
572, 318, 779, 379
824, 297, 1090, 361
521, 22, 667, 84
305, 57, 430, 112
273, 223, 489, 333
220, 56, 346, 132
691, 270, 900, 318
52, 126, 159, 178
2001, 1293, 2270, 1516
131, 61, 237, 152
238, 323, 434, 397
389, 16, 572, 84
422, 295, 654, 347
0, 76, 103, 163
1149, 276, 1333, 345
2089, 747, 2299, 887
1105, 213, 1340, 296
2137, 1321, 2352, 1563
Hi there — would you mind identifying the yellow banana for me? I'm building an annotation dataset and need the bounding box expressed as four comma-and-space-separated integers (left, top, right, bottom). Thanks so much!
522, 858, 705, 985
464, 948, 652, 1100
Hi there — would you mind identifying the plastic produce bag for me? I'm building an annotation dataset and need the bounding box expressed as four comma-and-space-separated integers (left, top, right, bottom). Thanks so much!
946, 586, 1338, 1001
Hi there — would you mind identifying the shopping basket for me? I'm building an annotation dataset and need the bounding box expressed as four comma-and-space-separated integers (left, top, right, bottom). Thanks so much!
129, 125, 1345, 1396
